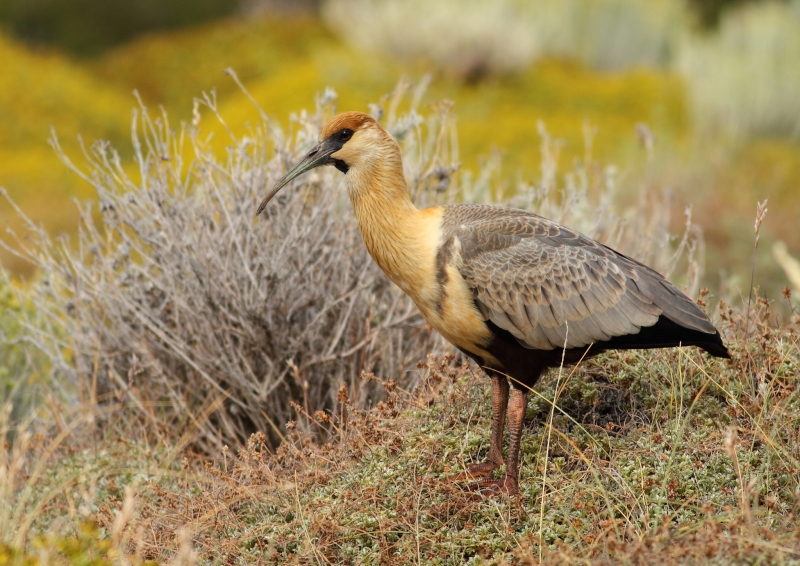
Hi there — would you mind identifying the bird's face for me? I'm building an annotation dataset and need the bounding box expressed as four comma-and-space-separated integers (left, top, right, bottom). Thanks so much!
257, 111, 381, 215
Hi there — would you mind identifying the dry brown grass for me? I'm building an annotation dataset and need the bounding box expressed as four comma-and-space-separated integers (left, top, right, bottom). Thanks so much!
2, 306, 798, 563
83, 299, 799, 564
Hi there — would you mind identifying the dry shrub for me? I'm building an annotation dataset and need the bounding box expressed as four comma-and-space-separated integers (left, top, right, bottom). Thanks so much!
103, 355, 479, 562
322, 0, 540, 80
2, 81, 703, 453
323, 0, 684, 79
678, 0, 800, 138
2, 87, 453, 451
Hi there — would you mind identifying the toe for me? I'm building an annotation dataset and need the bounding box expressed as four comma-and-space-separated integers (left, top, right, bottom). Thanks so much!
447, 460, 502, 482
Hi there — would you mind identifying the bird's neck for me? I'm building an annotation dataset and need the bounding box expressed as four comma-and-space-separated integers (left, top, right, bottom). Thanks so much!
345, 157, 438, 300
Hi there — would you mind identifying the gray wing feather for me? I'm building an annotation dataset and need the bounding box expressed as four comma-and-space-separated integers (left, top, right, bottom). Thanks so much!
444, 204, 714, 351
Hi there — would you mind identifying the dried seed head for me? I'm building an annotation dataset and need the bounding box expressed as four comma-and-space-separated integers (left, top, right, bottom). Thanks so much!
635, 122, 654, 155
337, 383, 349, 404
754, 199, 768, 234
724, 428, 737, 459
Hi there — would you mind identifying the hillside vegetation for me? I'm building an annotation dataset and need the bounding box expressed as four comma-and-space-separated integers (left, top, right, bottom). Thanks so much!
0, 16, 688, 278
1, 2, 799, 562
1, 87, 799, 564
4, 329, 800, 564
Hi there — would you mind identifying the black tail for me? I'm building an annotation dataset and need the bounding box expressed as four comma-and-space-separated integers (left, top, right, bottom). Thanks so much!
602, 315, 731, 359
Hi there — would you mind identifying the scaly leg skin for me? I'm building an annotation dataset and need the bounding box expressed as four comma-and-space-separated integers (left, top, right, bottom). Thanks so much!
475, 387, 527, 496
449, 372, 509, 482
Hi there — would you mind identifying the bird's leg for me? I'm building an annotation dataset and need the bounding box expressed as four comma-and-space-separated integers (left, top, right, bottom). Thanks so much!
450, 372, 509, 481
462, 386, 526, 496
499, 386, 528, 496
476, 372, 510, 475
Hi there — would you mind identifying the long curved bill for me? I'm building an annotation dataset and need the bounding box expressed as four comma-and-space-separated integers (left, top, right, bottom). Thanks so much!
256, 139, 339, 215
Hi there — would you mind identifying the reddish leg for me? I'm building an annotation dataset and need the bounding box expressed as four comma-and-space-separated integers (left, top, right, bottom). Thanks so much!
469, 386, 527, 496
450, 372, 509, 481
499, 386, 528, 495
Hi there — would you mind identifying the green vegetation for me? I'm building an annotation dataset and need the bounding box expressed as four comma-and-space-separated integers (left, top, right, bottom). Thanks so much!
134, 327, 799, 564
0, 0, 239, 56
0, 16, 691, 277
0, 272, 53, 421
1, 321, 798, 563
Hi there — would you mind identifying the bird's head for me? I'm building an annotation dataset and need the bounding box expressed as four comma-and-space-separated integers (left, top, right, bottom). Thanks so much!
257, 111, 388, 215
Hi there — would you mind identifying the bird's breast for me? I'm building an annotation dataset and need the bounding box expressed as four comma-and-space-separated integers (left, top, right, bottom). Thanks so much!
399, 213, 497, 365
356, 202, 498, 365
419, 260, 499, 366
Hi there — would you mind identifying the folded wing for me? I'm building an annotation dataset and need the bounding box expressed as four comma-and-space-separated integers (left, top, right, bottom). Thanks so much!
446, 205, 717, 351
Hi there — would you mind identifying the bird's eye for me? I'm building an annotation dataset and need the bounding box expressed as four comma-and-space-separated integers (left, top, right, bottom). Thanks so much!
338, 129, 353, 142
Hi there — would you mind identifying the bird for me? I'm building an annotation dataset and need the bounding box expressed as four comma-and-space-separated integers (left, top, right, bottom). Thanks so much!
257, 111, 730, 496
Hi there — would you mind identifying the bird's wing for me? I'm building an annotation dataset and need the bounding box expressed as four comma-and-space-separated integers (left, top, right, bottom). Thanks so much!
444, 205, 716, 351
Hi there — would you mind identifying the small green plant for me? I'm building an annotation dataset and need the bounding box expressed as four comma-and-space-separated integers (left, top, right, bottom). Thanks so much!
0, 271, 53, 418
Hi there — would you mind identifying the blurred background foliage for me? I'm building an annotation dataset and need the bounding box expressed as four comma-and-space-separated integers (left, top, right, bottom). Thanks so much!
1, 3, 798, 557
0, 0, 240, 56
0, 0, 798, 297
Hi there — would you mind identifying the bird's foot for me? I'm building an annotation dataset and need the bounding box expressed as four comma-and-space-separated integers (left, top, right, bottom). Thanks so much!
463, 475, 520, 498
447, 460, 502, 482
